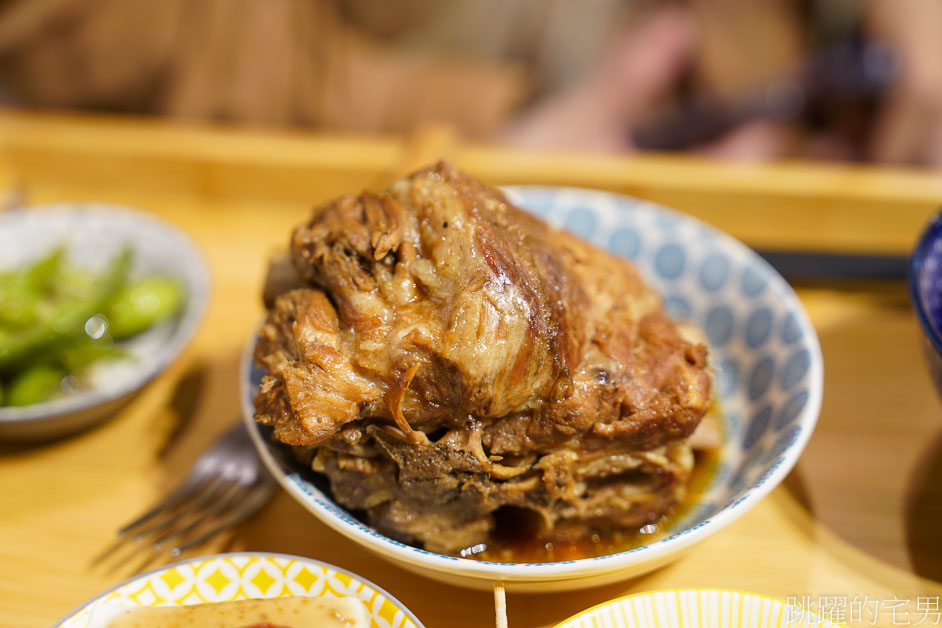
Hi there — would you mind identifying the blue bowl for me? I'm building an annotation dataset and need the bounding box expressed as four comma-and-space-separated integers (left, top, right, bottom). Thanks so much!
909, 212, 942, 398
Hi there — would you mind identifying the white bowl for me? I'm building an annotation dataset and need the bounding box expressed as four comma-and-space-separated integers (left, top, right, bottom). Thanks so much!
54, 552, 424, 628
240, 187, 824, 592
0, 204, 210, 441
554, 588, 843, 627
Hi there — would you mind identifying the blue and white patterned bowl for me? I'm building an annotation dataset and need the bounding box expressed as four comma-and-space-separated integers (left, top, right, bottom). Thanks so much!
909, 211, 942, 402
240, 186, 823, 592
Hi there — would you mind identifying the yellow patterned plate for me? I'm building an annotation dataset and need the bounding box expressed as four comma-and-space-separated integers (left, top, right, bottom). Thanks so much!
555, 589, 846, 627
55, 552, 424, 628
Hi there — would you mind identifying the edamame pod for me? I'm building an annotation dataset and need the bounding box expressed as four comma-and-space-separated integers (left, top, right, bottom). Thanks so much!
0, 248, 131, 372
0, 247, 64, 328
6, 364, 64, 406
106, 277, 184, 339
56, 336, 123, 372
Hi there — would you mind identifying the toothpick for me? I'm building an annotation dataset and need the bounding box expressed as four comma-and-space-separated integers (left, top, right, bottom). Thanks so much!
494, 580, 508, 628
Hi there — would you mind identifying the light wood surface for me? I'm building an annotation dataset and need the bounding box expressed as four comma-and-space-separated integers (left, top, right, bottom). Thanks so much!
1, 111, 941, 627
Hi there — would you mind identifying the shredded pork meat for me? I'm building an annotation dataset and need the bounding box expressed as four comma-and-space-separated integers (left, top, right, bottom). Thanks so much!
254, 162, 712, 554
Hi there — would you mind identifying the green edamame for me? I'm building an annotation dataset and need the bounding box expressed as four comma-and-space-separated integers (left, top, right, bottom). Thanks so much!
0, 248, 131, 372
0, 247, 64, 328
106, 277, 184, 340
6, 364, 65, 406
0, 245, 185, 407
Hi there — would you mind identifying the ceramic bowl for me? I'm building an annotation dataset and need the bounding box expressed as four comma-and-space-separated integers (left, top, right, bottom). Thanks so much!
54, 552, 423, 628
0, 204, 210, 440
554, 589, 844, 627
241, 186, 824, 592
909, 211, 942, 402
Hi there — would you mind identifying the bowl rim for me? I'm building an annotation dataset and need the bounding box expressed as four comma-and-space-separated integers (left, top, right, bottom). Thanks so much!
551, 587, 846, 627
908, 211, 942, 355
241, 185, 824, 582
53, 550, 425, 627
0, 203, 211, 428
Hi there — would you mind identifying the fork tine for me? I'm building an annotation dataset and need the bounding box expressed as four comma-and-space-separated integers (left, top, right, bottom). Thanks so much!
89, 533, 134, 568
97, 423, 279, 573
91, 474, 215, 568
170, 481, 277, 558
97, 477, 240, 574
150, 482, 251, 549
126, 544, 164, 577
115, 424, 253, 536
129, 476, 229, 540
116, 474, 210, 536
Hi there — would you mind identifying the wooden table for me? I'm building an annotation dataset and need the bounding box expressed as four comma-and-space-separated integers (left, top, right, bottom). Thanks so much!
1, 112, 941, 627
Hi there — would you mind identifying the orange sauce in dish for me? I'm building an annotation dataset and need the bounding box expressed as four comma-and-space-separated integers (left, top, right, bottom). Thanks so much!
470, 447, 720, 563
466, 403, 724, 564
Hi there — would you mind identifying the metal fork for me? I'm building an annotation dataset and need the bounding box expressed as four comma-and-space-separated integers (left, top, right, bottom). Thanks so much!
94, 423, 278, 572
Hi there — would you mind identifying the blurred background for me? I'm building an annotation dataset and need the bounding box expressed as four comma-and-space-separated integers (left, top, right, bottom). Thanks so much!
0, 0, 940, 168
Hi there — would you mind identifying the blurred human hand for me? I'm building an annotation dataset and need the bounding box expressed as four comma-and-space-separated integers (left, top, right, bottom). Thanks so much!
868, 0, 942, 168
503, 5, 794, 161
502, 7, 697, 153
505, 0, 942, 170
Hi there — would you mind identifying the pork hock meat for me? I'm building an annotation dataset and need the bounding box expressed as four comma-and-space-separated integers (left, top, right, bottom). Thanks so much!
254, 162, 712, 554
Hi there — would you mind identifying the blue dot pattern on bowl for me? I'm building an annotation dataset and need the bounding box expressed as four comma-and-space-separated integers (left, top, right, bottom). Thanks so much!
665, 295, 692, 320
781, 349, 811, 391
776, 390, 809, 431
745, 307, 773, 349
699, 253, 730, 292
742, 265, 768, 297
654, 243, 686, 279
748, 356, 775, 401
243, 185, 822, 570
705, 306, 735, 347
743, 405, 773, 449
782, 311, 803, 345
609, 227, 642, 260
565, 207, 598, 239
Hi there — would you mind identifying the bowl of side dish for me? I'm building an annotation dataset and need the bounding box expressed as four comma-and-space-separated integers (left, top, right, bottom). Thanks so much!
241, 183, 823, 591
54, 552, 424, 628
554, 589, 844, 627
0, 204, 210, 441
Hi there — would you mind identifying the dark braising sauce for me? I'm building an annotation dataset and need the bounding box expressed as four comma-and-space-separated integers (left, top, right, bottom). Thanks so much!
462, 410, 723, 564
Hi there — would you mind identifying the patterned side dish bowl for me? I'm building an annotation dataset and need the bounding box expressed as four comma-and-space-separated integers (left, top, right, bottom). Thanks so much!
241, 187, 825, 592
554, 589, 844, 627
55, 552, 424, 628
